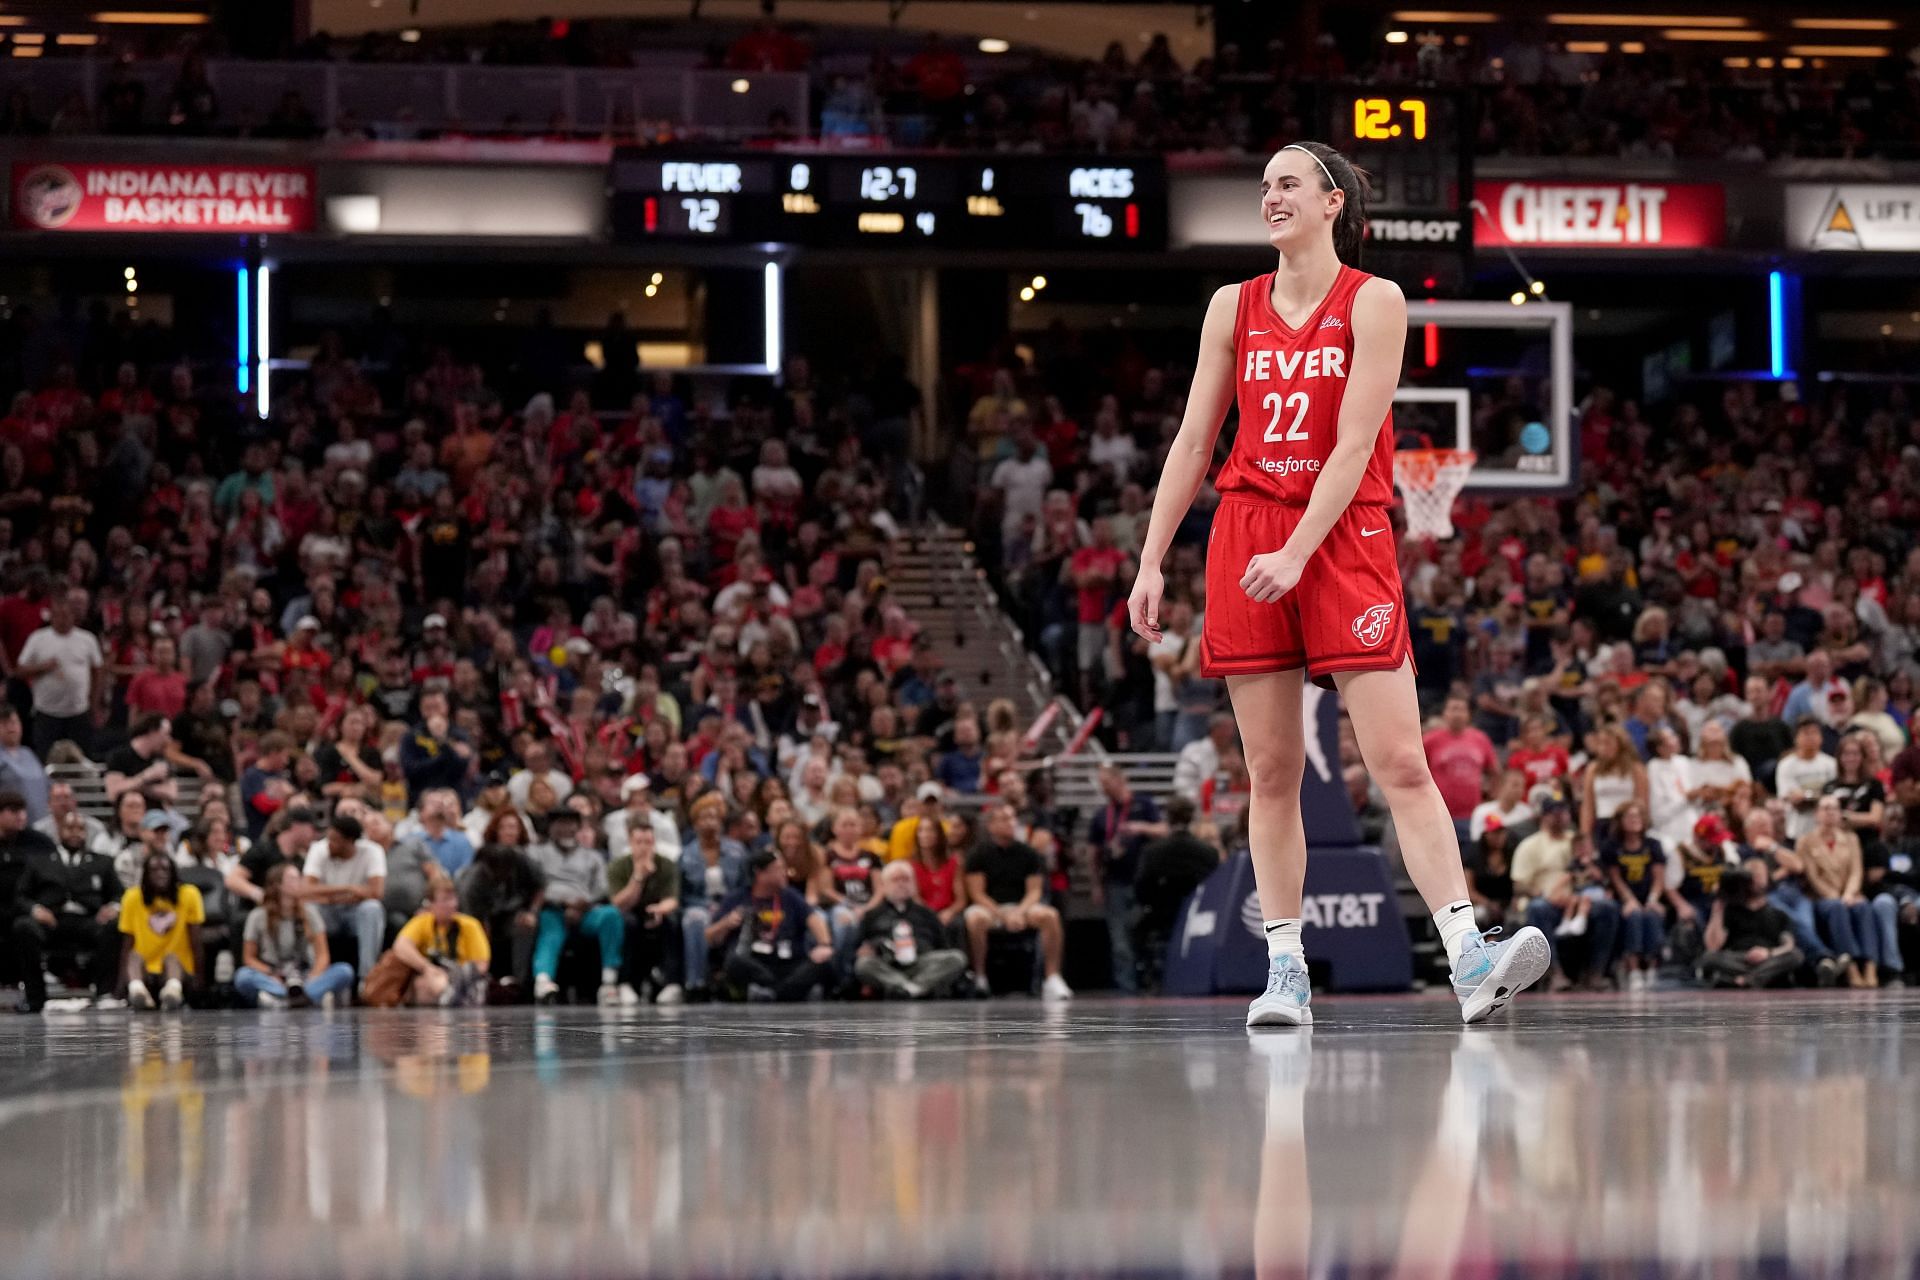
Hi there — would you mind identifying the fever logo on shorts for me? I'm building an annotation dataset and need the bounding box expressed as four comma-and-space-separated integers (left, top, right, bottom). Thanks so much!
1351, 603, 1395, 648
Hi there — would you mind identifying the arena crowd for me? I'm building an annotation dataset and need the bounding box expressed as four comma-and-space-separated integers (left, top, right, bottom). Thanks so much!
0, 302, 1119, 1011
1, 18, 1915, 161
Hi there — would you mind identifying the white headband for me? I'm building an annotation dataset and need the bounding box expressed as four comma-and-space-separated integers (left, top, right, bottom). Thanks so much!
1283, 143, 1338, 191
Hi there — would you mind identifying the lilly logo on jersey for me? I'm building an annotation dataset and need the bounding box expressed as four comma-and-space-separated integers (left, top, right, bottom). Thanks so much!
1318, 315, 1345, 330
1351, 603, 1396, 648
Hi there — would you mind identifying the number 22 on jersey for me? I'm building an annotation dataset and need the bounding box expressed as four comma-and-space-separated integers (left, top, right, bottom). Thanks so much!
1262, 392, 1310, 444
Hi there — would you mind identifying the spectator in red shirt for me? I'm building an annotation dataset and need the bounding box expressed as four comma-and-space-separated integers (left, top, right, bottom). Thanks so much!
1422, 693, 1500, 851
30, 364, 84, 433
282, 616, 330, 678
1071, 517, 1127, 702
0, 571, 47, 669
871, 607, 916, 674
125, 634, 188, 720
98, 363, 157, 420
911, 813, 963, 935
0, 393, 57, 481
904, 33, 967, 104
1505, 713, 1571, 790
705, 474, 759, 573
725, 19, 810, 72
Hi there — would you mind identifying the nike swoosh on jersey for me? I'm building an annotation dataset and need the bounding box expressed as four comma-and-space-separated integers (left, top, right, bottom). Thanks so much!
1360, 527, 1386, 537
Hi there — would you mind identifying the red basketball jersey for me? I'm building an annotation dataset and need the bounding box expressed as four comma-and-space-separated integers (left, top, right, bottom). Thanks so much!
1215, 265, 1397, 508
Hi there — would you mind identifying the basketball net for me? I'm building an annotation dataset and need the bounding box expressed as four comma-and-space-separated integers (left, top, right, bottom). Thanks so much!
1393, 448, 1477, 540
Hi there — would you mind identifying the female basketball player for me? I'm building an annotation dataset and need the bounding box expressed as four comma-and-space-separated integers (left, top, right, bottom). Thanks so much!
1127, 141, 1551, 1025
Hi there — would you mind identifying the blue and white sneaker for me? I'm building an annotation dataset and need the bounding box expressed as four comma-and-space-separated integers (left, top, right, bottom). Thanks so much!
1247, 953, 1313, 1028
1451, 926, 1552, 1024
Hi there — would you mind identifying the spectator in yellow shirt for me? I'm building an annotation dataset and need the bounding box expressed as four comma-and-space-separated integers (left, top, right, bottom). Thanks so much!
888, 784, 960, 862
119, 850, 204, 1011
390, 880, 492, 1006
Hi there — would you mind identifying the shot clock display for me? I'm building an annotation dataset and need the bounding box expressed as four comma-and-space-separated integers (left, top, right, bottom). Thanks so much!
1321, 86, 1473, 290
1327, 89, 1465, 215
610, 151, 1164, 251
1351, 96, 1431, 142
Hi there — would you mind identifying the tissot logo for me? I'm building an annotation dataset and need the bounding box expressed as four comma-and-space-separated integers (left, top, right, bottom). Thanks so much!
1365, 217, 1462, 243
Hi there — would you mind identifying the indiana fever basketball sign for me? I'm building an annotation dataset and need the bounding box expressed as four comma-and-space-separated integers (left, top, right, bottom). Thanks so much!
12, 162, 316, 233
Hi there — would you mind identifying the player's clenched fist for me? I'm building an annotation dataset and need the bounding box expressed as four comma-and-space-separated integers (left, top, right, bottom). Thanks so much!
1240, 550, 1304, 604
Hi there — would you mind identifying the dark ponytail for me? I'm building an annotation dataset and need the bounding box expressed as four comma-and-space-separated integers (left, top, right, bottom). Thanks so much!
1281, 140, 1373, 267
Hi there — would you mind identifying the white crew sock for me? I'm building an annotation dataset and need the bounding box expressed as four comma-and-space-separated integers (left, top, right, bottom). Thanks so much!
1263, 919, 1304, 961
601, 966, 620, 986
1434, 899, 1479, 966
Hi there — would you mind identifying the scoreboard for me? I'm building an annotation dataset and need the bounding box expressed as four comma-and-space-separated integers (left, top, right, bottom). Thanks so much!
610, 151, 1165, 251
1320, 87, 1472, 290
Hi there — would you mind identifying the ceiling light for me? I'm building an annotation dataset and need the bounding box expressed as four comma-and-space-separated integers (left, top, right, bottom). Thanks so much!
651, 272, 663, 284
1620, 40, 1645, 51
10, 46, 39, 57
1781, 56, 1805, 66
731, 78, 750, 93
1509, 292, 1526, 305
124, 267, 136, 279
978, 37, 1010, 53
1020, 286, 1036, 301
1548, 13, 1748, 26
1789, 18, 1896, 30
1529, 280, 1546, 295
1788, 43, 1891, 56
1031, 275, 1047, 289
1723, 55, 1751, 66
1385, 30, 1411, 43
1565, 40, 1608, 52
1756, 56, 1775, 67
644, 284, 658, 298
11, 32, 43, 44
399, 28, 420, 42
90, 11, 213, 23
1662, 28, 1770, 41
1391, 10, 1498, 21
56, 33, 101, 44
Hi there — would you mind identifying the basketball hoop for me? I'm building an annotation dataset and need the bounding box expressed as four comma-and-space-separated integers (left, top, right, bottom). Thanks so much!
1393, 448, 1477, 540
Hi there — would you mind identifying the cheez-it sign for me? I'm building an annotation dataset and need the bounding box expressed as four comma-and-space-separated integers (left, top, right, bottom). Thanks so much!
1474, 180, 1724, 249
12, 162, 316, 233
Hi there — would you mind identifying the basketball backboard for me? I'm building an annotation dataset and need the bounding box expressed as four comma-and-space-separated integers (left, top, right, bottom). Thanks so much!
1393, 299, 1574, 495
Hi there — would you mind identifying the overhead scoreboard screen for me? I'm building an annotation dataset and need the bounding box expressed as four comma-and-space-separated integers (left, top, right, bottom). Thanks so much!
1321, 88, 1472, 289
611, 151, 1165, 250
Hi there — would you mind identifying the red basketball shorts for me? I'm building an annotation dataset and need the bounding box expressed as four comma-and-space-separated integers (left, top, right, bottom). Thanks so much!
1200, 496, 1411, 688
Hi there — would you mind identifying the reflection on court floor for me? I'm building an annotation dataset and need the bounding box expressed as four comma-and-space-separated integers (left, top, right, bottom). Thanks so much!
0, 995, 1914, 1278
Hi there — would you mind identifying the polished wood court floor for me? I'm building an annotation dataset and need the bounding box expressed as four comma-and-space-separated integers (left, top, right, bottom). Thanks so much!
0, 992, 1916, 1278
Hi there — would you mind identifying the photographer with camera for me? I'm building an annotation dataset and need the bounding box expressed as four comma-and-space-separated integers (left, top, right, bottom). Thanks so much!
1698, 858, 1804, 989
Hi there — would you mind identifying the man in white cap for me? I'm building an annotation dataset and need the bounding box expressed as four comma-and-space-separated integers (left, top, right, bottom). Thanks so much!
606, 772, 680, 860
412, 613, 456, 689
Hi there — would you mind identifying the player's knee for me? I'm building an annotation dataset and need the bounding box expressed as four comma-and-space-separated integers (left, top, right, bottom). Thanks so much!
1244, 745, 1304, 797
1366, 745, 1432, 796
1029, 904, 1060, 926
